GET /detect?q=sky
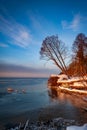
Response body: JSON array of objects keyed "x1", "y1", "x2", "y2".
[{"x1": 0, "y1": 0, "x2": 87, "y2": 77}]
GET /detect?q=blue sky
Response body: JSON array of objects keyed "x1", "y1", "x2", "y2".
[{"x1": 0, "y1": 0, "x2": 87, "y2": 77}]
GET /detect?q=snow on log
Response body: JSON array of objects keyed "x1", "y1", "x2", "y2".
[{"x1": 59, "y1": 86, "x2": 87, "y2": 95}]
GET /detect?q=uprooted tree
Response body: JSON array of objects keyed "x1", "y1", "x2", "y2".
[{"x1": 40, "y1": 35, "x2": 68, "y2": 75}]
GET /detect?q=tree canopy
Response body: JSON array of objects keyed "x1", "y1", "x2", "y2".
[
  {"x1": 40, "y1": 35, "x2": 68, "y2": 75},
  {"x1": 68, "y1": 33, "x2": 87, "y2": 76},
  {"x1": 40, "y1": 33, "x2": 87, "y2": 77}
]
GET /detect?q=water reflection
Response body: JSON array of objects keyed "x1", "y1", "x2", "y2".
[
  {"x1": 48, "y1": 87, "x2": 87, "y2": 110},
  {"x1": 46, "y1": 87, "x2": 87, "y2": 124}
]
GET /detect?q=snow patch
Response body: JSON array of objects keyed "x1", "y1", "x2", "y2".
[
  {"x1": 67, "y1": 124, "x2": 87, "y2": 130},
  {"x1": 57, "y1": 74, "x2": 68, "y2": 81}
]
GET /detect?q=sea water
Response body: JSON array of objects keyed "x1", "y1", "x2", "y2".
[
  {"x1": 0, "y1": 78, "x2": 51, "y2": 116},
  {"x1": 0, "y1": 77, "x2": 87, "y2": 128}
]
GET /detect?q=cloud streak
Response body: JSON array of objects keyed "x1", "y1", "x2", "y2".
[
  {"x1": 0, "y1": 13, "x2": 31, "y2": 48},
  {"x1": 0, "y1": 43, "x2": 9, "y2": 47},
  {"x1": 0, "y1": 63, "x2": 58, "y2": 77},
  {"x1": 61, "y1": 14, "x2": 81, "y2": 31}
]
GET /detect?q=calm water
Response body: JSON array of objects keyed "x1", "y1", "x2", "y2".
[
  {"x1": 0, "y1": 78, "x2": 50, "y2": 115},
  {"x1": 0, "y1": 77, "x2": 87, "y2": 127}
]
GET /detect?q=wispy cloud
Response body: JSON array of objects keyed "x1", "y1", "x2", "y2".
[
  {"x1": 0, "y1": 14, "x2": 31, "y2": 48},
  {"x1": 0, "y1": 43, "x2": 9, "y2": 47},
  {"x1": 61, "y1": 14, "x2": 81, "y2": 31},
  {"x1": 29, "y1": 12, "x2": 49, "y2": 36},
  {"x1": 30, "y1": 14, "x2": 43, "y2": 31},
  {"x1": 0, "y1": 63, "x2": 58, "y2": 77}
]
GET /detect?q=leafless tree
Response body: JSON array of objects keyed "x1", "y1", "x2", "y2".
[{"x1": 40, "y1": 35, "x2": 68, "y2": 75}]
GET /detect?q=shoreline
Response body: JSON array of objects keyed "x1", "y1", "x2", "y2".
[{"x1": 1, "y1": 102, "x2": 87, "y2": 129}]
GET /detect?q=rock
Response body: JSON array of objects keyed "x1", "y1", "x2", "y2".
[{"x1": 5, "y1": 117, "x2": 86, "y2": 130}]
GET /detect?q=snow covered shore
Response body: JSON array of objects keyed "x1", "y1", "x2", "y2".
[{"x1": 48, "y1": 74, "x2": 87, "y2": 95}]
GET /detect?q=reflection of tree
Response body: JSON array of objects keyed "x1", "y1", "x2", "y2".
[
  {"x1": 48, "y1": 88, "x2": 87, "y2": 109},
  {"x1": 48, "y1": 88, "x2": 58, "y2": 99}
]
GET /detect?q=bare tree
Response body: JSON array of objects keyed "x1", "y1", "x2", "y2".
[{"x1": 40, "y1": 35, "x2": 68, "y2": 75}]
